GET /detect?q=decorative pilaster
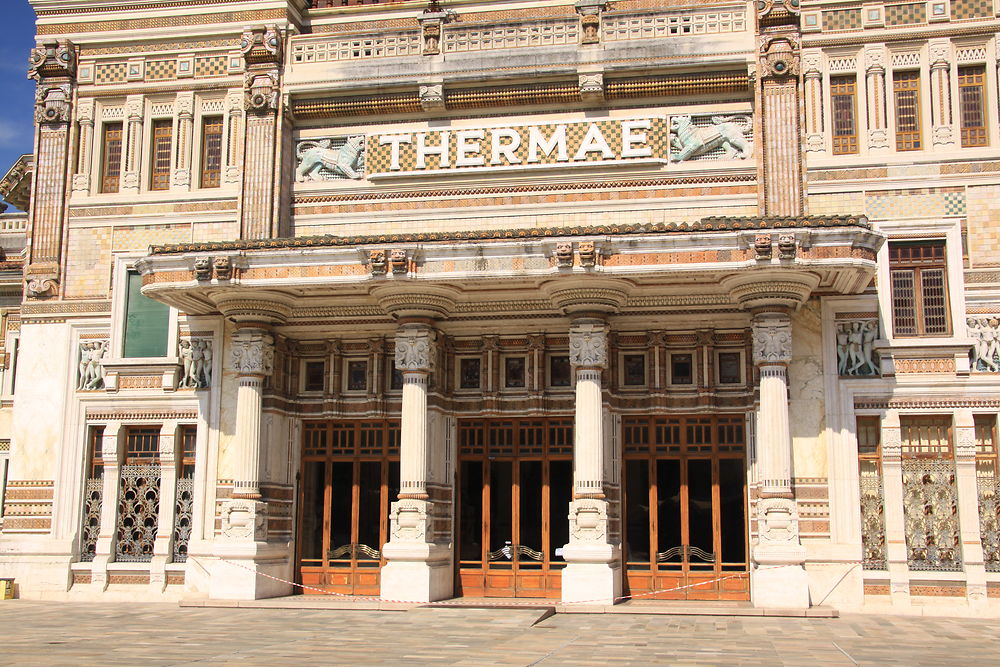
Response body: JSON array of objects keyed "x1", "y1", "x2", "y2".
[
  {"x1": 122, "y1": 95, "x2": 143, "y2": 193},
  {"x1": 953, "y1": 410, "x2": 987, "y2": 606},
  {"x1": 381, "y1": 323, "x2": 452, "y2": 603},
  {"x1": 25, "y1": 39, "x2": 75, "y2": 298},
  {"x1": 90, "y1": 422, "x2": 123, "y2": 591},
  {"x1": 928, "y1": 39, "x2": 955, "y2": 146},
  {"x1": 880, "y1": 411, "x2": 910, "y2": 605},
  {"x1": 172, "y1": 92, "x2": 194, "y2": 190},
  {"x1": 561, "y1": 318, "x2": 621, "y2": 605},
  {"x1": 225, "y1": 91, "x2": 243, "y2": 185},
  {"x1": 865, "y1": 46, "x2": 890, "y2": 150},
  {"x1": 72, "y1": 98, "x2": 94, "y2": 193},
  {"x1": 750, "y1": 311, "x2": 810, "y2": 608},
  {"x1": 755, "y1": 1, "x2": 804, "y2": 216},
  {"x1": 802, "y1": 50, "x2": 824, "y2": 152},
  {"x1": 150, "y1": 422, "x2": 177, "y2": 592},
  {"x1": 240, "y1": 25, "x2": 283, "y2": 239}
]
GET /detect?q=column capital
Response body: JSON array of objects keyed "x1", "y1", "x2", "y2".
[
  {"x1": 395, "y1": 325, "x2": 436, "y2": 373},
  {"x1": 751, "y1": 312, "x2": 792, "y2": 366},
  {"x1": 230, "y1": 330, "x2": 274, "y2": 377},
  {"x1": 569, "y1": 319, "x2": 608, "y2": 369}
]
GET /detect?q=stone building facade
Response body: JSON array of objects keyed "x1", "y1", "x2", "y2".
[{"x1": 0, "y1": 0, "x2": 998, "y2": 615}]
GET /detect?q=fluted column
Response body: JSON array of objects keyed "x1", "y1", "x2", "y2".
[
  {"x1": 381, "y1": 323, "x2": 452, "y2": 603},
  {"x1": 122, "y1": 95, "x2": 143, "y2": 194},
  {"x1": 172, "y1": 93, "x2": 194, "y2": 190},
  {"x1": 865, "y1": 46, "x2": 889, "y2": 150},
  {"x1": 230, "y1": 330, "x2": 273, "y2": 501},
  {"x1": 750, "y1": 311, "x2": 809, "y2": 608},
  {"x1": 802, "y1": 51, "x2": 824, "y2": 152},
  {"x1": 929, "y1": 39, "x2": 954, "y2": 146},
  {"x1": 72, "y1": 99, "x2": 94, "y2": 193},
  {"x1": 561, "y1": 318, "x2": 621, "y2": 605}
]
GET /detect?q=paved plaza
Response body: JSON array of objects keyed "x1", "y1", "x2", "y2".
[{"x1": 1, "y1": 600, "x2": 999, "y2": 666}]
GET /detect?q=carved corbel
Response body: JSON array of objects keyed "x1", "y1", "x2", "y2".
[
  {"x1": 240, "y1": 25, "x2": 282, "y2": 67},
  {"x1": 777, "y1": 233, "x2": 796, "y2": 259},
  {"x1": 244, "y1": 70, "x2": 280, "y2": 114},
  {"x1": 554, "y1": 242, "x2": 574, "y2": 268},
  {"x1": 28, "y1": 39, "x2": 76, "y2": 81},
  {"x1": 578, "y1": 71, "x2": 604, "y2": 103},
  {"x1": 754, "y1": 233, "x2": 773, "y2": 260},
  {"x1": 389, "y1": 249, "x2": 408, "y2": 274},
  {"x1": 419, "y1": 83, "x2": 445, "y2": 112}
]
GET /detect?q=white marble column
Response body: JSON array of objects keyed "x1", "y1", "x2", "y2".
[
  {"x1": 880, "y1": 410, "x2": 910, "y2": 606},
  {"x1": 954, "y1": 409, "x2": 987, "y2": 606},
  {"x1": 381, "y1": 324, "x2": 452, "y2": 602},
  {"x1": 91, "y1": 421, "x2": 123, "y2": 591},
  {"x1": 750, "y1": 312, "x2": 810, "y2": 608},
  {"x1": 230, "y1": 330, "x2": 273, "y2": 500},
  {"x1": 561, "y1": 318, "x2": 622, "y2": 605},
  {"x1": 150, "y1": 421, "x2": 178, "y2": 592}
]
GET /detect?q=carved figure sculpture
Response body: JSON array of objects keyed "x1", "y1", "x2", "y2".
[
  {"x1": 180, "y1": 339, "x2": 213, "y2": 388},
  {"x1": 968, "y1": 317, "x2": 1000, "y2": 372},
  {"x1": 835, "y1": 320, "x2": 879, "y2": 376},
  {"x1": 295, "y1": 136, "x2": 365, "y2": 181},
  {"x1": 670, "y1": 115, "x2": 752, "y2": 161},
  {"x1": 78, "y1": 341, "x2": 108, "y2": 390}
]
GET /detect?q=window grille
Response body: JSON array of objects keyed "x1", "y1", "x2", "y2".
[
  {"x1": 888, "y1": 242, "x2": 950, "y2": 337},
  {"x1": 149, "y1": 119, "x2": 172, "y2": 191},
  {"x1": 173, "y1": 425, "x2": 196, "y2": 562},
  {"x1": 900, "y1": 416, "x2": 952, "y2": 457},
  {"x1": 893, "y1": 71, "x2": 922, "y2": 151},
  {"x1": 100, "y1": 122, "x2": 123, "y2": 193},
  {"x1": 830, "y1": 75, "x2": 858, "y2": 155},
  {"x1": 200, "y1": 116, "x2": 223, "y2": 188},
  {"x1": 125, "y1": 426, "x2": 160, "y2": 463},
  {"x1": 958, "y1": 66, "x2": 988, "y2": 148},
  {"x1": 80, "y1": 425, "x2": 105, "y2": 563},
  {"x1": 856, "y1": 416, "x2": 887, "y2": 569}
]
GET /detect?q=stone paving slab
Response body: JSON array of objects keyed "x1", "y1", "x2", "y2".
[{"x1": 1, "y1": 600, "x2": 998, "y2": 666}]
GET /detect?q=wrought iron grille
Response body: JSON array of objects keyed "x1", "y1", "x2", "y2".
[
  {"x1": 172, "y1": 476, "x2": 194, "y2": 563},
  {"x1": 977, "y1": 469, "x2": 1000, "y2": 572},
  {"x1": 115, "y1": 464, "x2": 161, "y2": 562},
  {"x1": 859, "y1": 470, "x2": 887, "y2": 569},
  {"x1": 902, "y1": 459, "x2": 962, "y2": 571},
  {"x1": 79, "y1": 478, "x2": 103, "y2": 563}
]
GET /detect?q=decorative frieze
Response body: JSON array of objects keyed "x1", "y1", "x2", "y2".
[
  {"x1": 669, "y1": 114, "x2": 752, "y2": 161},
  {"x1": 836, "y1": 320, "x2": 880, "y2": 376}
]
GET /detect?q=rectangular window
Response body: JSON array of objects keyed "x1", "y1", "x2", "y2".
[
  {"x1": 504, "y1": 356, "x2": 526, "y2": 389},
  {"x1": 125, "y1": 426, "x2": 160, "y2": 463},
  {"x1": 900, "y1": 416, "x2": 951, "y2": 457},
  {"x1": 548, "y1": 355, "x2": 571, "y2": 387},
  {"x1": 717, "y1": 352, "x2": 742, "y2": 385},
  {"x1": 179, "y1": 425, "x2": 197, "y2": 478},
  {"x1": 459, "y1": 357, "x2": 481, "y2": 390},
  {"x1": 958, "y1": 66, "x2": 988, "y2": 148},
  {"x1": 671, "y1": 353, "x2": 693, "y2": 385},
  {"x1": 346, "y1": 360, "x2": 368, "y2": 391},
  {"x1": 100, "y1": 122, "x2": 123, "y2": 193},
  {"x1": 200, "y1": 116, "x2": 224, "y2": 188},
  {"x1": 389, "y1": 366, "x2": 403, "y2": 391},
  {"x1": 831, "y1": 75, "x2": 859, "y2": 155},
  {"x1": 123, "y1": 270, "x2": 170, "y2": 357},
  {"x1": 622, "y1": 354, "x2": 646, "y2": 386},
  {"x1": 149, "y1": 119, "x2": 173, "y2": 191},
  {"x1": 893, "y1": 71, "x2": 922, "y2": 151},
  {"x1": 303, "y1": 361, "x2": 326, "y2": 392},
  {"x1": 87, "y1": 425, "x2": 105, "y2": 479},
  {"x1": 889, "y1": 241, "x2": 950, "y2": 337}
]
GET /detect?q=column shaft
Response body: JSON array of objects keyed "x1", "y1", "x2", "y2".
[
  {"x1": 880, "y1": 412, "x2": 910, "y2": 605},
  {"x1": 954, "y1": 410, "x2": 987, "y2": 605},
  {"x1": 399, "y1": 371, "x2": 429, "y2": 498},
  {"x1": 574, "y1": 368, "x2": 604, "y2": 497}
]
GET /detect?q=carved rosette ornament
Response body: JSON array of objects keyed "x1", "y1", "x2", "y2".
[
  {"x1": 752, "y1": 315, "x2": 792, "y2": 365},
  {"x1": 759, "y1": 35, "x2": 801, "y2": 80},
  {"x1": 395, "y1": 327, "x2": 435, "y2": 372},
  {"x1": 230, "y1": 332, "x2": 275, "y2": 377},
  {"x1": 569, "y1": 321, "x2": 608, "y2": 368}
]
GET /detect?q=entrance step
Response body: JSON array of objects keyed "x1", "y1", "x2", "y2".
[{"x1": 181, "y1": 596, "x2": 836, "y2": 618}]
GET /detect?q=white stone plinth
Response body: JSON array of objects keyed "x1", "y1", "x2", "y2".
[
  {"x1": 751, "y1": 545, "x2": 810, "y2": 609},
  {"x1": 206, "y1": 544, "x2": 293, "y2": 600},
  {"x1": 380, "y1": 542, "x2": 452, "y2": 603},
  {"x1": 560, "y1": 542, "x2": 621, "y2": 605}
]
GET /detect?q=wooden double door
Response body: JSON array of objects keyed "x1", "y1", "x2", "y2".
[
  {"x1": 622, "y1": 415, "x2": 749, "y2": 600},
  {"x1": 297, "y1": 420, "x2": 399, "y2": 596},
  {"x1": 456, "y1": 418, "x2": 574, "y2": 598}
]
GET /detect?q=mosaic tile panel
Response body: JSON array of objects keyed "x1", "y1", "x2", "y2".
[
  {"x1": 885, "y1": 3, "x2": 927, "y2": 25},
  {"x1": 822, "y1": 9, "x2": 862, "y2": 31},
  {"x1": 145, "y1": 60, "x2": 177, "y2": 81},
  {"x1": 865, "y1": 190, "x2": 966, "y2": 219},
  {"x1": 965, "y1": 185, "x2": 1000, "y2": 267},
  {"x1": 193, "y1": 55, "x2": 228, "y2": 78},
  {"x1": 113, "y1": 224, "x2": 192, "y2": 252},
  {"x1": 951, "y1": 0, "x2": 994, "y2": 19},
  {"x1": 94, "y1": 63, "x2": 127, "y2": 85},
  {"x1": 64, "y1": 226, "x2": 113, "y2": 298}
]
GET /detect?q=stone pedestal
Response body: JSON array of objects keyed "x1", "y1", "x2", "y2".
[
  {"x1": 750, "y1": 312, "x2": 810, "y2": 609},
  {"x1": 561, "y1": 320, "x2": 622, "y2": 605},
  {"x1": 381, "y1": 325, "x2": 453, "y2": 602}
]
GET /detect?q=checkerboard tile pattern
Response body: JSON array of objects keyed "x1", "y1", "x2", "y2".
[
  {"x1": 865, "y1": 189, "x2": 965, "y2": 219},
  {"x1": 64, "y1": 226, "x2": 112, "y2": 298},
  {"x1": 822, "y1": 9, "x2": 862, "y2": 31},
  {"x1": 145, "y1": 60, "x2": 177, "y2": 81},
  {"x1": 951, "y1": 0, "x2": 993, "y2": 19},
  {"x1": 366, "y1": 118, "x2": 671, "y2": 174},
  {"x1": 94, "y1": 63, "x2": 127, "y2": 85},
  {"x1": 885, "y1": 3, "x2": 927, "y2": 25},
  {"x1": 194, "y1": 55, "x2": 228, "y2": 78}
]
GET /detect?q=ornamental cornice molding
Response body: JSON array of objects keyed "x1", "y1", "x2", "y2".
[
  {"x1": 855, "y1": 398, "x2": 1000, "y2": 410},
  {"x1": 370, "y1": 285, "x2": 459, "y2": 320},
  {"x1": 720, "y1": 270, "x2": 821, "y2": 311},
  {"x1": 545, "y1": 281, "x2": 631, "y2": 316},
  {"x1": 84, "y1": 408, "x2": 198, "y2": 421}
]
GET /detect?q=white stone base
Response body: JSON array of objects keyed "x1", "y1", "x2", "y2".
[
  {"x1": 380, "y1": 542, "x2": 452, "y2": 603},
  {"x1": 751, "y1": 561, "x2": 811, "y2": 609},
  {"x1": 204, "y1": 542, "x2": 294, "y2": 600},
  {"x1": 560, "y1": 542, "x2": 621, "y2": 605}
]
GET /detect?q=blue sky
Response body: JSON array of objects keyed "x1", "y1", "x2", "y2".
[{"x1": 0, "y1": 2, "x2": 38, "y2": 187}]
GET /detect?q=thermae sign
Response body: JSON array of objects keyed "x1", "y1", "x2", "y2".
[{"x1": 367, "y1": 117, "x2": 672, "y2": 176}]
